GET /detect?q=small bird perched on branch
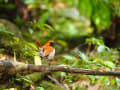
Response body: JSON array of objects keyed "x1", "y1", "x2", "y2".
[{"x1": 36, "y1": 40, "x2": 55, "y2": 61}]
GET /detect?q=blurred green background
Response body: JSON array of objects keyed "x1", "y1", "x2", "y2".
[{"x1": 0, "y1": 0, "x2": 120, "y2": 89}]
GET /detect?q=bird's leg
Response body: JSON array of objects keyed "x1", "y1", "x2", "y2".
[
  {"x1": 48, "y1": 59, "x2": 52, "y2": 66},
  {"x1": 48, "y1": 58, "x2": 56, "y2": 66}
]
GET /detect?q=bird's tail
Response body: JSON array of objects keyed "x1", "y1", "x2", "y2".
[{"x1": 36, "y1": 40, "x2": 42, "y2": 47}]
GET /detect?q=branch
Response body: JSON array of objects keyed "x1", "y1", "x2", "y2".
[
  {"x1": 48, "y1": 75, "x2": 66, "y2": 89},
  {"x1": 0, "y1": 60, "x2": 120, "y2": 76}
]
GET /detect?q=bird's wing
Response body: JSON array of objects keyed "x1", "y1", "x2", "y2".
[{"x1": 42, "y1": 46, "x2": 54, "y2": 57}]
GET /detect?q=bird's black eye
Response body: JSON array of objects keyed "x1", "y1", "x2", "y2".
[{"x1": 50, "y1": 42, "x2": 54, "y2": 47}]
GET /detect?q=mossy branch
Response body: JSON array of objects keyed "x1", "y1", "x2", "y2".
[{"x1": 0, "y1": 60, "x2": 120, "y2": 76}]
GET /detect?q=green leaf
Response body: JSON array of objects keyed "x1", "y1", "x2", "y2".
[
  {"x1": 57, "y1": 40, "x2": 67, "y2": 47},
  {"x1": 79, "y1": 52, "x2": 89, "y2": 62},
  {"x1": 62, "y1": 55, "x2": 77, "y2": 61},
  {"x1": 88, "y1": 75, "x2": 96, "y2": 84},
  {"x1": 28, "y1": 28, "x2": 34, "y2": 34},
  {"x1": 44, "y1": 24, "x2": 54, "y2": 31},
  {"x1": 36, "y1": 87, "x2": 44, "y2": 90},
  {"x1": 34, "y1": 56, "x2": 42, "y2": 65},
  {"x1": 39, "y1": 13, "x2": 49, "y2": 28},
  {"x1": 103, "y1": 61, "x2": 115, "y2": 69},
  {"x1": 22, "y1": 78, "x2": 33, "y2": 83},
  {"x1": 97, "y1": 45, "x2": 105, "y2": 53},
  {"x1": 26, "y1": 42, "x2": 38, "y2": 50},
  {"x1": 116, "y1": 77, "x2": 120, "y2": 87},
  {"x1": 24, "y1": 0, "x2": 35, "y2": 4},
  {"x1": 0, "y1": 29, "x2": 14, "y2": 35},
  {"x1": 60, "y1": 72, "x2": 66, "y2": 77},
  {"x1": 111, "y1": 79, "x2": 115, "y2": 85},
  {"x1": 85, "y1": 37, "x2": 104, "y2": 46},
  {"x1": 105, "y1": 80, "x2": 110, "y2": 86}
]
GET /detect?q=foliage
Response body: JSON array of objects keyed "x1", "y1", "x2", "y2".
[{"x1": 0, "y1": 0, "x2": 120, "y2": 89}]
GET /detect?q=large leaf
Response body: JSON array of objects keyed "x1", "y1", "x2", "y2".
[
  {"x1": 79, "y1": 52, "x2": 89, "y2": 62},
  {"x1": 36, "y1": 87, "x2": 44, "y2": 90},
  {"x1": 103, "y1": 61, "x2": 115, "y2": 69},
  {"x1": 62, "y1": 54, "x2": 77, "y2": 61},
  {"x1": 116, "y1": 77, "x2": 120, "y2": 87},
  {"x1": 34, "y1": 56, "x2": 42, "y2": 65}
]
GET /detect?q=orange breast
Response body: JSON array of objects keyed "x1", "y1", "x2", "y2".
[{"x1": 42, "y1": 45, "x2": 54, "y2": 57}]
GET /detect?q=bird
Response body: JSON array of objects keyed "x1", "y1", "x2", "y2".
[{"x1": 36, "y1": 40, "x2": 55, "y2": 60}]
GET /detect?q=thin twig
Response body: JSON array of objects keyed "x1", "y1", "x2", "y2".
[
  {"x1": 86, "y1": 42, "x2": 91, "y2": 56},
  {"x1": 48, "y1": 75, "x2": 66, "y2": 89}
]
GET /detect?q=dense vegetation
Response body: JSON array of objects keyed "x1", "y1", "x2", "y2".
[{"x1": 0, "y1": 0, "x2": 120, "y2": 89}]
